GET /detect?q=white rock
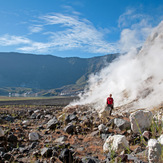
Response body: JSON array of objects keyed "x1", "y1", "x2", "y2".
[
  {"x1": 157, "y1": 134, "x2": 163, "y2": 145},
  {"x1": 45, "y1": 114, "x2": 52, "y2": 119},
  {"x1": 0, "y1": 127, "x2": 4, "y2": 137},
  {"x1": 22, "y1": 120, "x2": 30, "y2": 125},
  {"x1": 99, "y1": 107, "x2": 110, "y2": 119},
  {"x1": 103, "y1": 135, "x2": 129, "y2": 153},
  {"x1": 34, "y1": 109, "x2": 40, "y2": 113},
  {"x1": 129, "y1": 110, "x2": 153, "y2": 134},
  {"x1": 55, "y1": 136, "x2": 67, "y2": 143},
  {"x1": 98, "y1": 124, "x2": 106, "y2": 132},
  {"x1": 29, "y1": 132, "x2": 39, "y2": 141},
  {"x1": 147, "y1": 139, "x2": 162, "y2": 163}
]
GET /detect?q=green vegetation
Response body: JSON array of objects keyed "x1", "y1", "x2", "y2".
[{"x1": 133, "y1": 117, "x2": 163, "y2": 162}]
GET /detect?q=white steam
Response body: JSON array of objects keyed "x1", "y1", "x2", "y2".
[{"x1": 70, "y1": 21, "x2": 163, "y2": 112}]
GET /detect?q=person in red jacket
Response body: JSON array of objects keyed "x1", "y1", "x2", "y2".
[{"x1": 106, "y1": 94, "x2": 114, "y2": 115}]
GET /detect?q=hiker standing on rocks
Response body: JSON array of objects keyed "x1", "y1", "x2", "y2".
[{"x1": 106, "y1": 94, "x2": 114, "y2": 115}]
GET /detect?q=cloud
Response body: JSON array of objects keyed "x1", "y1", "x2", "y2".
[
  {"x1": 18, "y1": 42, "x2": 50, "y2": 52},
  {"x1": 24, "y1": 11, "x2": 153, "y2": 54},
  {"x1": 18, "y1": 13, "x2": 117, "y2": 54},
  {"x1": 117, "y1": 9, "x2": 154, "y2": 52},
  {"x1": 118, "y1": 9, "x2": 134, "y2": 28},
  {"x1": 118, "y1": 8, "x2": 151, "y2": 28},
  {"x1": 0, "y1": 34, "x2": 31, "y2": 46},
  {"x1": 62, "y1": 5, "x2": 81, "y2": 15},
  {"x1": 0, "y1": 9, "x2": 159, "y2": 56},
  {"x1": 29, "y1": 25, "x2": 43, "y2": 34}
]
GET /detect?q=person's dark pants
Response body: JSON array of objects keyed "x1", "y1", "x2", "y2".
[{"x1": 107, "y1": 104, "x2": 114, "y2": 115}]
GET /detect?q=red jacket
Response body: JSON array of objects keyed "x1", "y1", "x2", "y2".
[{"x1": 107, "y1": 97, "x2": 114, "y2": 105}]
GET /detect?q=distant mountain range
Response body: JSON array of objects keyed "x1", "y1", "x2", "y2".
[{"x1": 0, "y1": 52, "x2": 119, "y2": 96}]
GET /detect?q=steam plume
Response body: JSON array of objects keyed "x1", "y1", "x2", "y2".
[{"x1": 70, "y1": 21, "x2": 163, "y2": 112}]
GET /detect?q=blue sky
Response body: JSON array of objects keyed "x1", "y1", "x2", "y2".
[{"x1": 0, "y1": 0, "x2": 163, "y2": 58}]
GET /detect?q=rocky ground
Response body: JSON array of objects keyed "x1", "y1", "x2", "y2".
[{"x1": 0, "y1": 100, "x2": 162, "y2": 163}]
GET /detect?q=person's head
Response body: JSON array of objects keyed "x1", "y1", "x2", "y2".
[{"x1": 110, "y1": 94, "x2": 112, "y2": 97}]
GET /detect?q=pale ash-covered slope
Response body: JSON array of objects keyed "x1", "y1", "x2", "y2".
[{"x1": 70, "y1": 21, "x2": 163, "y2": 112}]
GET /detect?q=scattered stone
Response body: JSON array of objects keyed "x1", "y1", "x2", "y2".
[
  {"x1": 38, "y1": 125, "x2": 44, "y2": 130},
  {"x1": 55, "y1": 136, "x2": 67, "y2": 143},
  {"x1": 45, "y1": 114, "x2": 52, "y2": 119},
  {"x1": 19, "y1": 147, "x2": 29, "y2": 153},
  {"x1": 46, "y1": 117, "x2": 59, "y2": 129},
  {"x1": 98, "y1": 107, "x2": 110, "y2": 120},
  {"x1": 32, "y1": 150, "x2": 40, "y2": 157},
  {"x1": 147, "y1": 139, "x2": 162, "y2": 163},
  {"x1": 103, "y1": 135, "x2": 129, "y2": 154},
  {"x1": 2, "y1": 153, "x2": 14, "y2": 161},
  {"x1": 50, "y1": 156, "x2": 56, "y2": 162},
  {"x1": 107, "y1": 119, "x2": 114, "y2": 127},
  {"x1": 113, "y1": 118, "x2": 131, "y2": 130},
  {"x1": 82, "y1": 156, "x2": 100, "y2": 163},
  {"x1": 0, "y1": 147, "x2": 5, "y2": 152},
  {"x1": 104, "y1": 152, "x2": 114, "y2": 162},
  {"x1": 58, "y1": 113, "x2": 66, "y2": 121},
  {"x1": 59, "y1": 148, "x2": 73, "y2": 163},
  {"x1": 127, "y1": 154, "x2": 142, "y2": 162},
  {"x1": 30, "y1": 113, "x2": 37, "y2": 119},
  {"x1": 127, "y1": 130, "x2": 132, "y2": 134},
  {"x1": 157, "y1": 134, "x2": 163, "y2": 145},
  {"x1": 34, "y1": 110, "x2": 40, "y2": 113},
  {"x1": 0, "y1": 118, "x2": 5, "y2": 124},
  {"x1": 0, "y1": 127, "x2": 4, "y2": 137},
  {"x1": 29, "y1": 132, "x2": 39, "y2": 141},
  {"x1": 41, "y1": 147, "x2": 52, "y2": 157},
  {"x1": 5, "y1": 115, "x2": 14, "y2": 122},
  {"x1": 133, "y1": 146, "x2": 143, "y2": 154},
  {"x1": 64, "y1": 124, "x2": 75, "y2": 134},
  {"x1": 135, "y1": 149, "x2": 148, "y2": 161},
  {"x1": 29, "y1": 142, "x2": 38, "y2": 149},
  {"x1": 98, "y1": 124, "x2": 106, "y2": 133},
  {"x1": 101, "y1": 134, "x2": 110, "y2": 141},
  {"x1": 118, "y1": 154, "x2": 128, "y2": 162},
  {"x1": 0, "y1": 103, "x2": 162, "y2": 163},
  {"x1": 36, "y1": 113, "x2": 41, "y2": 119},
  {"x1": 7, "y1": 134, "x2": 17, "y2": 142},
  {"x1": 90, "y1": 130, "x2": 99, "y2": 137},
  {"x1": 123, "y1": 112, "x2": 130, "y2": 117},
  {"x1": 22, "y1": 120, "x2": 30, "y2": 125},
  {"x1": 130, "y1": 110, "x2": 153, "y2": 134},
  {"x1": 65, "y1": 114, "x2": 78, "y2": 123},
  {"x1": 76, "y1": 147, "x2": 84, "y2": 152},
  {"x1": 142, "y1": 131, "x2": 152, "y2": 140},
  {"x1": 15, "y1": 154, "x2": 24, "y2": 159},
  {"x1": 28, "y1": 110, "x2": 34, "y2": 115},
  {"x1": 82, "y1": 116, "x2": 93, "y2": 127},
  {"x1": 52, "y1": 149, "x2": 58, "y2": 157}
]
